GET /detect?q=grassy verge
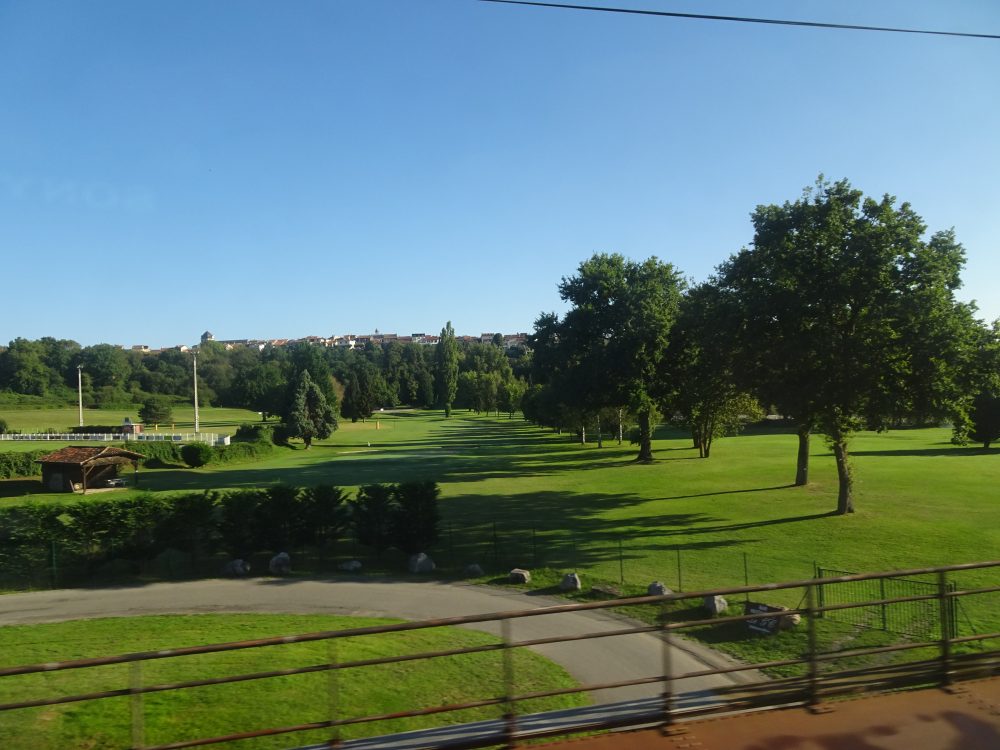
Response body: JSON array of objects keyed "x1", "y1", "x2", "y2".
[{"x1": 0, "y1": 613, "x2": 587, "y2": 749}]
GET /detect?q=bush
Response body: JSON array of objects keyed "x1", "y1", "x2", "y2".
[
  {"x1": 391, "y1": 481, "x2": 441, "y2": 555},
  {"x1": 352, "y1": 484, "x2": 396, "y2": 557},
  {"x1": 0, "y1": 418, "x2": 8, "y2": 435},
  {"x1": 271, "y1": 424, "x2": 292, "y2": 446},
  {"x1": 212, "y1": 441, "x2": 273, "y2": 464},
  {"x1": 351, "y1": 481, "x2": 442, "y2": 557},
  {"x1": 0, "y1": 450, "x2": 48, "y2": 479},
  {"x1": 120, "y1": 441, "x2": 182, "y2": 467},
  {"x1": 0, "y1": 483, "x2": 367, "y2": 587},
  {"x1": 233, "y1": 423, "x2": 273, "y2": 444},
  {"x1": 180, "y1": 442, "x2": 214, "y2": 468}
]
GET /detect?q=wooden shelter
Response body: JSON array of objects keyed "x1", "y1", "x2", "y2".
[{"x1": 35, "y1": 446, "x2": 144, "y2": 493}]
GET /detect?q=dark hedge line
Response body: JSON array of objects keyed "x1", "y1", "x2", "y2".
[{"x1": 0, "y1": 481, "x2": 440, "y2": 587}]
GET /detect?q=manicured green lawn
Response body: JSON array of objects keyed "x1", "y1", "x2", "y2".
[
  {"x1": 3, "y1": 408, "x2": 998, "y2": 632},
  {"x1": 0, "y1": 406, "x2": 263, "y2": 435},
  {"x1": 0, "y1": 613, "x2": 586, "y2": 749}
]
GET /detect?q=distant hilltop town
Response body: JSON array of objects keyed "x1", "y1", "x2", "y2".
[{"x1": 127, "y1": 330, "x2": 529, "y2": 354}]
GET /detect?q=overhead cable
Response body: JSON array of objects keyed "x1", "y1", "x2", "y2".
[{"x1": 480, "y1": 0, "x2": 1000, "y2": 41}]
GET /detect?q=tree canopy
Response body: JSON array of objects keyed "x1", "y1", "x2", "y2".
[
  {"x1": 284, "y1": 370, "x2": 338, "y2": 449},
  {"x1": 717, "y1": 177, "x2": 978, "y2": 513},
  {"x1": 530, "y1": 253, "x2": 683, "y2": 461},
  {"x1": 435, "y1": 321, "x2": 459, "y2": 417}
]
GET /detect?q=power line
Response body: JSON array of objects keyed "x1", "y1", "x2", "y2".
[{"x1": 480, "y1": 0, "x2": 1000, "y2": 41}]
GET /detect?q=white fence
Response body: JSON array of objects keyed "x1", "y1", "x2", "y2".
[{"x1": 0, "y1": 433, "x2": 230, "y2": 446}]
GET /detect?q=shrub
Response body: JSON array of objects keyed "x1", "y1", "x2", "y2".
[
  {"x1": 351, "y1": 482, "x2": 441, "y2": 556},
  {"x1": 180, "y1": 442, "x2": 214, "y2": 468},
  {"x1": 212, "y1": 441, "x2": 273, "y2": 464},
  {"x1": 271, "y1": 424, "x2": 292, "y2": 446},
  {"x1": 0, "y1": 418, "x2": 8, "y2": 434},
  {"x1": 120, "y1": 441, "x2": 182, "y2": 467},
  {"x1": 391, "y1": 481, "x2": 441, "y2": 555},
  {"x1": 233, "y1": 423, "x2": 273, "y2": 444},
  {"x1": 352, "y1": 484, "x2": 395, "y2": 557},
  {"x1": 0, "y1": 450, "x2": 47, "y2": 479}
]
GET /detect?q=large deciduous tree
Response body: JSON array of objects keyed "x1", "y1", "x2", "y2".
[
  {"x1": 545, "y1": 253, "x2": 683, "y2": 462},
  {"x1": 284, "y1": 370, "x2": 338, "y2": 449},
  {"x1": 665, "y1": 283, "x2": 763, "y2": 458},
  {"x1": 718, "y1": 178, "x2": 976, "y2": 514}
]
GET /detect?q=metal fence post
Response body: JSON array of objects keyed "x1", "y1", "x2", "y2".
[
  {"x1": 328, "y1": 639, "x2": 341, "y2": 748},
  {"x1": 619, "y1": 538, "x2": 624, "y2": 585},
  {"x1": 502, "y1": 618, "x2": 517, "y2": 748},
  {"x1": 806, "y1": 584, "x2": 820, "y2": 710},
  {"x1": 660, "y1": 601, "x2": 675, "y2": 733},
  {"x1": 743, "y1": 552, "x2": 750, "y2": 600},
  {"x1": 676, "y1": 548, "x2": 682, "y2": 592},
  {"x1": 880, "y1": 577, "x2": 888, "y2": 631},
  {"x1": 130, "y1": 661, "x2": 145, "y2": 750},
  {"x1": 938, "y1": 570, "x2": 953, "y2": 687}
]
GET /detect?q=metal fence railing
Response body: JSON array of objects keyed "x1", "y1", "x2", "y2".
[
  {"x1": 1, "y1": 561, "x2": 998, "y2": 750},
  {"x1": 0, "y1": 433, "x2": 228, "y2": 445}
]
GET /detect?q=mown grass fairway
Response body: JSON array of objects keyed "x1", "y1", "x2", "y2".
[
  {"x1": 2, "y1": 409, "x2": 998, "y2": 632},
  {"x1": 0, "y1": 613, "x2": 586, "y2": 749}
]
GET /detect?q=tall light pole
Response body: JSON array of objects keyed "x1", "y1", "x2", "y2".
[
  {"x1": 77, "y1": 364, "x2": 84, "y2": 427},
  {"x1": 192, "y1": 350, "x2": 200, "y2": 434}
]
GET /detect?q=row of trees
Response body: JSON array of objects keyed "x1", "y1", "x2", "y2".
[
  {"x1": 0, "y1": 329, "x2": 530, "y2": 423},
  {"x1": 526, "y1": 178, "x2": 999, "y2": 514},
  {"x1": 0, "y1": 481, "x2": 442, "y2": 578}
]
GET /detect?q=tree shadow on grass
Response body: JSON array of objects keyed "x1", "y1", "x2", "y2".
[
  {"x1": 646, "y1": 484, "x2": 797, "y2": 502},
  {"x1": 850, "y1": 447, "x2": 998, "y2": 458},
  {"x1": 645, "y1": 511, "x2": 838, "y2": 536},
  {"x1": 0, "y1": 480, "x2": 43, "y2": 499}
]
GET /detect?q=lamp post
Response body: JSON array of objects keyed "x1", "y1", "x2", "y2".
[
  {"x1": 77, "y1": 364, "x2": 84, "y2": 427},
  {"x1": 192, "y1": 351, "x2": 200, "y2": 434}
]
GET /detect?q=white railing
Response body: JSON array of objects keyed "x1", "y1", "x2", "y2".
[{"x1": 0, "y1": 433, "x2": 230, "y2": 446}]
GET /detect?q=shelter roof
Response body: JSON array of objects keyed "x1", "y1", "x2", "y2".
[{"x1": 35, "y1": 446, "x2": 145, "y2": 465}]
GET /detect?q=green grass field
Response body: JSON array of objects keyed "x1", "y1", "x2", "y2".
[
  {"x1": 1, "y1": 407, "x2": 998, "y2": 734},
  {"x1": 0, "y1": 613, "x2": 585, "y2": 749},
  {"x1": 0, "y1": 406, "x2": 263, "y2": 436},
  {"x1": 2, "y1": 407, "x2": 998, "y2": 631},
  {"x1": 3, "y1": 409, "x2": 998, "y2": 583}
]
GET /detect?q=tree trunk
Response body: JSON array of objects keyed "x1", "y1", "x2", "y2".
[
  {"x1": 580, "y1": 424, "x2": 586, "y2": 445},
  {"x1": 831, "y1": 436, "x2": 854, "y2": 514},
  {"x1": 617, "y1": 408, "x2": 623, "y2": 445},
  {"x1": 636, "y1": 410, "x2": 653, "y2": 462},
  {"x1": 795, "y1": 426, "x2": 810, "y2": 486},
  {"x1": 597, "y1": 413, "x2": 603, "y2": 448}
]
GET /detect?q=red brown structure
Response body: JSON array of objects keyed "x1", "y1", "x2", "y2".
[{"x1": 35, "y1": 446, "x2": 144, "y2": 492}]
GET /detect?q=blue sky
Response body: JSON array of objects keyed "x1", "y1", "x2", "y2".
[{"x1": 2, "y1": 0, "x2": 998, "y2": 348}]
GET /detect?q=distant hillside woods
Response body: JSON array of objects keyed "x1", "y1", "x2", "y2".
[{"x1": 0, "y1": 336, "x2": 532, "y2": 420}]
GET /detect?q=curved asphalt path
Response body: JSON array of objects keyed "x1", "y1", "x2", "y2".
[{"x1": 0, "y1": 578, "x2": 754, "y2": 705}]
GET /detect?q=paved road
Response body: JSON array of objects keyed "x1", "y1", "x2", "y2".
[{"x1": 0, "y1": 578, "x2": 752, "y2": 704}]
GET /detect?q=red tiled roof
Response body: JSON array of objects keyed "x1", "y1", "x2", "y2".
[{"x1": 36, "y1": 446, "x2": 146, "y2": 465}]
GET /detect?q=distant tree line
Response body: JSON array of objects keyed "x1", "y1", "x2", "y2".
[
  {"x1": 523, "y1": 178, "x2": 1000, "y2": 514},
  {"x1": 0, "y1": 332, "x2": 531, "y2": 424}
]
